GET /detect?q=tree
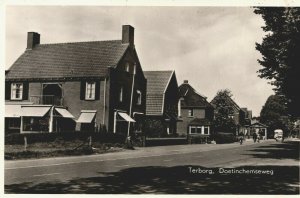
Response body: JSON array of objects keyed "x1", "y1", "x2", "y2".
[
  {"x1": 211, "y1": 89, "x2": 237, "y2": 134},
  {"x1": 254, "y1": 7, "x2": 300, "y2": 117},
  {"x1": 260, "y1": 95, "x2": 294, "y2": 137}
]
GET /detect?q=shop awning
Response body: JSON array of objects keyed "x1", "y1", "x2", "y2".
[
  {"x1": 5, "y1": 105, "x2": 22, "y2": 118},
  {"x1": 77, "y1": 110, "x2": 96, "y2": 123},
  {"x1": 55, "y1": 108, "x2": 74, "y2": 118},
  {"x1": 21, "y1": 106, "x2": 51, "y2": 117},
  {"x1": 118, "y1": 112, "x2": 136, "y2": 122}
]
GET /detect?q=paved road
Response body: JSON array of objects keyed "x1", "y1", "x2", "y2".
[{"x1": 5, "y1": 139, "x2": 300, "y2": 194}]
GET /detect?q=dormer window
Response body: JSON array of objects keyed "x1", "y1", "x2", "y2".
[
  {"x1": 125, "y1": 63, "x2": 130, "y2": 72},
  {"x1": 11, "y1": 83, "x2": 23, "y2": 100},
  {"x1": 85, "y1": 81, "x2": 96, "y2": 100},
  {"x1": 136, "y1": 90, "x2": 142, "y2": 105}
]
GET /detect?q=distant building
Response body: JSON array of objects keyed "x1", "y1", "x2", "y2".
[
  {"x1": 177, "y1": 80, "x2": 214, "y2": 140},
  {"x1": 143, "y1": 70, "x2": 179, "y2": 137}
]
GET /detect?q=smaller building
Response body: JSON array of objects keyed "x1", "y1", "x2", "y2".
[
  {"x1": 248, "y1": 121, "x2": 268, "y2": 140},
  {"x1": 144, "y1": 70, "x2": 179, "y2": 138},
  {"x1": 177, "y1": 80, "x2": 214, "y2": 141}
]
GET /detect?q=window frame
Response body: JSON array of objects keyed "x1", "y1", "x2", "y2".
[
  {"x1": 11, "y1": 83, "x2": 23, "y2": 100},
  {"x1": 136, "y1": 90, "x2": 142, "y2": 105},
  {"x1": 125, "y1": 63, "x2": 130, "y2": 72},
  {"x1": 204, "y1": 126, "x2": 210, "y2": 135},
  {"x1": 188, "y1": 108, "x2": 194, "y2": 117},
  {"x1": 85, "y1": 81, "x2": 96, "y2": 100},
  {"x1": 119, "y1": 86, "x2": 123, "y2": 102}
]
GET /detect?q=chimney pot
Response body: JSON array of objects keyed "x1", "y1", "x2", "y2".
[
  {"x1": 27, "y1": 32, "x2": 40, "y2": 49},
  {"x1": 122, "y1": 25, "x2": 134, "y2": 47}
]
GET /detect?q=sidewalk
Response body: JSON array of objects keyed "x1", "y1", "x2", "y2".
[{"x1": 5, "y1": 139, "x2": 274, "y2": 170}]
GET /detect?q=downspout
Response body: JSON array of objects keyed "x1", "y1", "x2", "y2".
[
  {"x1": 102, "y1": 77, "x2": 107, "y2": 125},
  {"x1": 127, "y1": 64, "x2": 136, "y2": 137},
  {"x1": 49, "y1": 106, "x2": 54, "y2": 133}
]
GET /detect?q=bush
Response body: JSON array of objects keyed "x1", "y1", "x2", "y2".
[
  {"x1": 212, "y1": 132, "x2": 236, "y2": 144},
  {"x1": 5, "y1": 132, "x2": 127, "y2": 145}
]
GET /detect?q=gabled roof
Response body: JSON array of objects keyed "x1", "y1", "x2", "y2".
[
  {"x1": 210, "y1": 93, "x2": 241, "y2": 111},
  {"x1": 250, "y1": 122, "x2": 268, "y2": 128},
  {"x1": 144, "y1": 70, "x2": 174, "y2": 115},
  {"x1": 178, "y1": 83, "x2": 212, "y2": 108},
  {"x1": 6, "y1": 40, "x2": 129, "y2": 80}
]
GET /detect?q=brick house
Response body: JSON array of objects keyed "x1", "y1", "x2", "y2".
[
  {"x1": 177, "y1": 80, "x2": 214, "y2": 140},
  {"x1": 210, "y1": 93, "x2": 246, "y2": 135},
  {"x1": 5, "y1": 25, "x2": 147, "y2": 136},
  {"x1": 143, "y1": 70, "x2": 179, "y2": 137}
]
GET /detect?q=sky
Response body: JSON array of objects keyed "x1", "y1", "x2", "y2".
[{"x1": 5, "y1": 6, "x2": 275, "y2": 116}]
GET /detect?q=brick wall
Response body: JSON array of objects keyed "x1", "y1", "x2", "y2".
[{"x1": 177, "y1": 108, "x2": 206, "y2": 136}]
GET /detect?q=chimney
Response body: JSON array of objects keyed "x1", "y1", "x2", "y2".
[
  {"x1": 184, "y1": 80, "x2": 188, "y2": 84},
  {"x1": 122, "y1": 25, "x2": 134, "y2": 47},
  {"x1": 27, "y1": 32, "x2": 40, "y2": 49}
]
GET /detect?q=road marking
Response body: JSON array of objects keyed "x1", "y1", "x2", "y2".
[{"x1": 33, "y1": 173, "x2": 61, "y2": 177}]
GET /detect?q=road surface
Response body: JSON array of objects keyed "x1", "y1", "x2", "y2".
[{"x1": 5, "y1": 139, "x2": 300, "y2": 194}]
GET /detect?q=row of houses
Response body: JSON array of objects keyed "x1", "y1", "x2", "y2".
[{"x1": 4, "y1": 25, "x2": 267, "y2": 140}]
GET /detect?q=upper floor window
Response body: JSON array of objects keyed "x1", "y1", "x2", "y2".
[
  {"x1": 188, "y1": 109, "x2": 194, "y2": 117},
  {"x1": 85, "y1": 81, "x2": 96, "y2": 100},
  {"x1": 136, "y1": 90, "x2": 142, "y2": 105},
  {"x1": 125, "y1": 63, "x2": 130, "y2": 72},
  {"x1": 11, "y1": 83, "x2": 23, "y2": 100},
  {"x1": 119, "y1": 87, "x2": 123, "y2": 102}
]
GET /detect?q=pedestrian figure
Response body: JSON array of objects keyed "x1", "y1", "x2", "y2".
[
  {"x1": 239, "y1": 132, "x2": 244, "y2": 145},
  {"x1": 253, "y1": 132, "x2": 257, "y2": 143},
  {"x1": 257, "y1": 133, "x2": 260, "y2": 143}
]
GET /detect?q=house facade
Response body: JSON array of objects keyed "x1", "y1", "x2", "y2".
[
  {"x1": 177, "y1": 80, "x2": 214, "y2": 140},
  {"x1": 143, "y1": 70, "x2": 179, "y2": 137},
  {"x1": 5, "y1": 25, "x2": 147, "y2": 136}
]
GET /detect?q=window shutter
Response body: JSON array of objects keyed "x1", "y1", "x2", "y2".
[
  {"x1": 95, "y1": 81, "x2": 100, "y2": 100},
  {"x1": 5, "y1": 82, "x2": 11, "y2": 100},
  {"x1": 80, "y1": 81, "x2": 86, "y2": 100},
  {"x1": 23, "y1": 82, "x2": 29, "y2": 100}
]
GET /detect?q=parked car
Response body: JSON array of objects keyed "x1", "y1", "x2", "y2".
[{"x1": 274, "y1": 129, "x2": 283, "y2": 142}]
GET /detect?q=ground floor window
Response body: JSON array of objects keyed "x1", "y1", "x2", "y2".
[
  {"x1": 8, "y1": 118, "x2": 20, "y2": 129},
  {"x1": 23, "y1": 117, "x2": 49, "y2": 132},
  {"x1": 189, "y1": 125, "x2": 210, "y2": 135}
]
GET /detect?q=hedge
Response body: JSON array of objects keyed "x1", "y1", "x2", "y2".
[
  {"x1": 5, "y1": 132, "x2": 127, "y2": 145},
  {"x1": 212, "y1": 132, "x2": 236, "y2": 144}
]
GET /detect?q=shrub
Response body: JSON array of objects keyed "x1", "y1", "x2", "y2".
[{"x1": 212, "y1": 132, "x2": 236, "y2": 144}]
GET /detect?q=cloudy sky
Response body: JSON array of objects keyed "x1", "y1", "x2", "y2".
[{"x1": 5, "y1": 6, "x2": 274, "y2": 116}]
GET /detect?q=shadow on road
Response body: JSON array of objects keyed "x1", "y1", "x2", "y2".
[
  {"x1": 5, "y1": 165, "x2": 299, "y2": 194},
  {"x1": 245, "y1": 141, "x2": 300, "y2": 160}
]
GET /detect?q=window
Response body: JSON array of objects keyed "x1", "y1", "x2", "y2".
[
  {"x1": 125, "y1": 63, "x2": 130, "y2": 72},
  {"x1": 190, "y1": 126, "x2": 197, "y2": 134},
  {"x1": 188, "y1": 109, "x2": 194, "y2": 117},
  {"x1": 85, "y1": 82, "x2": 96, "y2": 100},
  {"x1": 204, "y1": 126, "x2": 210, "y2": 135},
  {"x1": 136, "y1": 90, "x2": 142, "y2": 105},
  {"x1": 8, "y1": 118, "x2": 20, "y2": 129},
  {"x1": 197, "y1": 126, "x2": 202, "y2": 134},
  {"x1": 11, "y1": 83, "x2": 23, "y2": 100},
  {"x1": 119, "y1": 87, "x2": 123, "y2": 102}
]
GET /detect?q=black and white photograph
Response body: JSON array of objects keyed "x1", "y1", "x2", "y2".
[{"x1": 2, "y1": 0, "x2": 300, "y2": 195}]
